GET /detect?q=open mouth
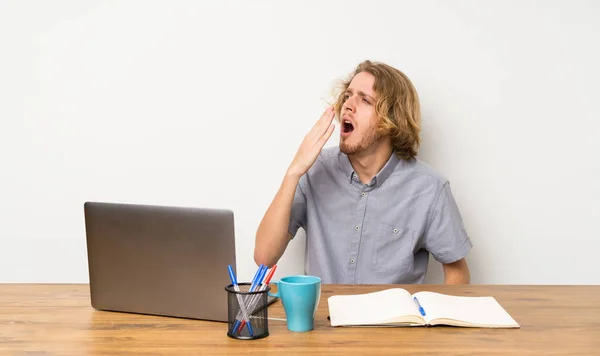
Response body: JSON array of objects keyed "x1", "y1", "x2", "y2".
[{"x1": 341, "y1": 119, "x2": 355, "y2": 135}]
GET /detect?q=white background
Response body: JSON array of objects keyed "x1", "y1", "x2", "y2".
[{"x1": 1, "y1": 0, "x2": 599, "y2": 284}]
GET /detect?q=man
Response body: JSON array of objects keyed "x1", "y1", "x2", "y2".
[{"x1": 254, "y1": 60, "x2": 472, "y2": 284}]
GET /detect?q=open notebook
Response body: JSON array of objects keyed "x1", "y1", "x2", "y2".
[{"x1": 328, "y1": 288, "x2": 520, "y2": 328}]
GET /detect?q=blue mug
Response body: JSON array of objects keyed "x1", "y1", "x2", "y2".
[{"x1": 268, "y1": 275, "x2": 321, "y2": 332}]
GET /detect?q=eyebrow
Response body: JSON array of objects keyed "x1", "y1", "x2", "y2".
[{"x1": 345, "y1": 89, "x2": 376, "y2": 101}]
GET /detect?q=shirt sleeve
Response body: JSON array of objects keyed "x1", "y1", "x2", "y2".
[
  {"x1": 288, "y1": 175, "x2": 308, "y2": 238},
  {"x1": 423, "y1": 182, "x2": 473, "y2": 264}
]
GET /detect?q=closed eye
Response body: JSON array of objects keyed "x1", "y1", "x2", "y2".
[{"x1": 344, "y1": 91, "x2": 374, "y2": 105}]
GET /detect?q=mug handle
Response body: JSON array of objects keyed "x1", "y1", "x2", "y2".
[{"x1": 267, "y1": 281, "x2": 280, "y2": 298}]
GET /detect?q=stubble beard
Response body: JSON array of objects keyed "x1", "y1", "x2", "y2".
[{"x1": 339, "y1": 125, "x2": 381, "y2": 156}]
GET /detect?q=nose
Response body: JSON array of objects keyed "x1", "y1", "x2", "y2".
[{"x1": 342, "y1": 95, "x2": 356, "y2": 113}]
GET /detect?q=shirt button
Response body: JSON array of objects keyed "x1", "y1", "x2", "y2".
[
  {"x1": 350, "y1": 258, "x2": 355, "y2": 264},
  {"x1": 354, "y1": 225, "x2": 360, "y2": 231},
  {"x1": 393, "y1": 228, "x2": 399, "y2": 234},
  {"x1": 361, "y1": 192, "x2": 366, "y2": 197}
]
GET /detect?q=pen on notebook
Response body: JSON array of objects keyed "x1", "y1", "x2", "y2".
[
  {"x1": 228, "y1": 265, "x2": 254, "y2": 336},
  {"x1": 233, "y1": 264, "x2": 264, "y2": 335},
  {"x1": 414, "y1": 296, "x2": 426, "y2": 316}
]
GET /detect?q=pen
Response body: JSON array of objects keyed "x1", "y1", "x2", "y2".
[
  {"x1": 249, "y1": 265, "x2": 277, "y2": 311},
  {"x1": 414, "y1": 296, "x2": 426, "y2": 317},
  {"x1": 236, "y1": 265, "x2": 278, "y2": 333},
  {"x1": 261, "y1": 265, "x2": 277, "y2": 288},
  {"x1": 234, "y1": 264, "x2": 268, "y2": 333},
  {"x1": 250, "y1": 264, "x2": 265, "y2": 286},
  {"x1": 228, "y1": 265, "x2": 254, "y2": 336},
  {"x1": 249, "y1": 265, "x2": 267, "y2": 292},
  {"x1": 232, "y1": 264, "x2": 264, "y2": 335}
]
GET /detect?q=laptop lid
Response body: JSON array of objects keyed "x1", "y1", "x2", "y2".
[{"x1": 84, "y1": 201, "x2": 236, "y2": 322}]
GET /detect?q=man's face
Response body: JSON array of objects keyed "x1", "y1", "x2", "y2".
[{"x1": 339, "y1": 71, "x2": 381, "y2": 156}]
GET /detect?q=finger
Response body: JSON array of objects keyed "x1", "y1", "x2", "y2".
[
  {"x1": 318, "y1": 123, "x2": 335, "y2": 145},
  {"x1": 309, "y1": 107, "x2": 335, "y2": 138},
  {"x1": 320, "y1": 106, "x2": 335, "y2": 125}
]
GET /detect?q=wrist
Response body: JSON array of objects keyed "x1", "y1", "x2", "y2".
[
  {"x1": 285, "y1": 165, "x2": 304, "y2": 180},
  {"x1": 284, "y1": 168, "x2": 303, "y2": 182}
]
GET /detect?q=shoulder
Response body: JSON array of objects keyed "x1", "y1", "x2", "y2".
[
  {"x1": 394, "y1": 157, "x2": 450, "y2": 198},
  {"x1": 404, "y1": 158, "x2": 449, "y2": 185}
]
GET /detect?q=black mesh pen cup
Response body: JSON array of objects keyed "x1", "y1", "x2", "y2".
[{"x1": 225, "y1": 283, "x2": 271, "y2": 340}]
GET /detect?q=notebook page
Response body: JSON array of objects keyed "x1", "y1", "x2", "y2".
[
  {"x1": 328, "y1": 288, "x2": 421, "y2": 326},
  {"x1": 412, "y1": 291, "x2": 519, "y2": 327}
]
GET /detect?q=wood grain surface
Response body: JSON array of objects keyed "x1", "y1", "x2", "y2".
[{"x1": 1, "y1": 284, "x2": 599, "y2": 355}]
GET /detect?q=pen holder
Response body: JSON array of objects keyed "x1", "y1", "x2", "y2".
[{"x1": 225, "y1": 283, "x2": 271, "y2": 340}]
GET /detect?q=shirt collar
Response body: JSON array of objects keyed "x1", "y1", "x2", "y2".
[{"x1": 338, "y1": 150, "x2": 400, "y2": 187}]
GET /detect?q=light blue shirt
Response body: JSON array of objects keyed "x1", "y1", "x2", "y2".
[{"x1": 288, "y1": 147, "x2": 472, "y2": 284}]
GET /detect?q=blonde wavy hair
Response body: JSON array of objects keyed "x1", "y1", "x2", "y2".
[{"x1": 333, "y1": 60, "x2": 422, "y2": 160}]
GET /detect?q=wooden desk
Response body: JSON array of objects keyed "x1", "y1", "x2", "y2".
[{"x1": 0, "y1": 284, "x2": 599, "y2": 355}]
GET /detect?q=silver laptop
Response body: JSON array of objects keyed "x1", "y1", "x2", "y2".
[{"x1": 83, "y1": 201, "x2": 237, "y2": 322}]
